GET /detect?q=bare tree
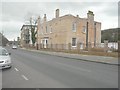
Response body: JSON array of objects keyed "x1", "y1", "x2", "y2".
[
  {"x1": 30, "y1": 16, "x2": 38, "y2": 46},
  {"x1": 24, "y1": 12, "x2": 40, "y2": 46}
]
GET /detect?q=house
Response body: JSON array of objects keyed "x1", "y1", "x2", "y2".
[
  {"x1": 20, "y1": 25, "x2": 37, "y2": 47},
  {"x1": 38, "y1": 9, "x2": 101, "y2": 49},
  {"x1": 37, "y1": 9, "x2": 101, "y2": 50}
]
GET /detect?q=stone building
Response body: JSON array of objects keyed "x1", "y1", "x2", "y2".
[
  {"x1": 20, "y1": 25, "x2": 37, "y2": 47},
  {"x1": 37, "y1": 9, "x2": 101, "y2": 49},
  {"x1": 20, "y1": 25, "x2": 30, "y2": 47},
  {"x1": 0, "y1": 32, "x2": 9, "y2": 46}
]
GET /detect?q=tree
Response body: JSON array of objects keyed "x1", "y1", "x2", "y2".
[
  {"x1": 24, "y1": 12, "x2": 41, "y2": 47},
  {"x1": 30, "y1": 17, "x2": 38, "y2": 46},
  {"x1": 101, "y1": 28, "x2": 119, "y2": 43}
]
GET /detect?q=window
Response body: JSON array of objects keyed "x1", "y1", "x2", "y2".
[
  {"x1": 82, "y1": 26, "x2": 86, "y2": 33},
  {"x1": 50, "y1": 28, "x2": 52, "y2": 33},
  {"x1": 80, "y1": 43, "x2": 83, "y2": 49},
  {"x1": 72, "y1": 38, "x2": 77, "y2": 47},
  {"x1": 72, "y1": 23, "x2": 76, "y2": 32}
]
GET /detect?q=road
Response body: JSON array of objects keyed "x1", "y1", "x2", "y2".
[{"x1": 2, "y1": 47, "x2": 118, "y2": 88}]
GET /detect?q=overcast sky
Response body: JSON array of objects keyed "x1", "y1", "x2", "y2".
[{"x1": 0, "y1": 0, "x2": 119, "y2": 41}]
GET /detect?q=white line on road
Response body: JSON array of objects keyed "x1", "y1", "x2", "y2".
[
  {"x1": 21, "y1": 75, "x2": 29, "y2": 80},
  {"x1": 56, "y1": 62, "x2": 91, "y2": 72},
  {"x1": 14, "y1": 68, "x2": 19, "y2": 71}
]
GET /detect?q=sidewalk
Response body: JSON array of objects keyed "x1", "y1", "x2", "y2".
[{"x1": 22, "y1": 48, "x2": 119, "y2": 66}]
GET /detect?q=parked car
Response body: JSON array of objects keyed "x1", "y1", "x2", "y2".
[
  {"x1": 12, "y1": 45, "x2": 17, "y2": 49},
  {"x1": 0, "y1": 47, "x2": 12, "y2": 69}
]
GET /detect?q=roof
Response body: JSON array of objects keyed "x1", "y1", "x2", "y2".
[
  {"x1": 46, "y1": 14, "x2": 81, "y2": 24},
  {"x1": 20, "y1": 25, "x2": 37, "y2": 31}
]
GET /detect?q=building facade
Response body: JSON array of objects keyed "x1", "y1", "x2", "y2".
[
  {"x1": 20, "y1": 25, "x2": 30, "y2": 47},
  {"x1": 37, "y1": 9, "x2": 101, "y2": 49},
  {"x1": 20, "y1": 25, "x2": 37, "y2": 47},
  {"x1": 38, "y1": 9, "x2": 101, "y2": 49},
  {"x1": 0, "y1": 32, "x2": 9, "y2": 46}
]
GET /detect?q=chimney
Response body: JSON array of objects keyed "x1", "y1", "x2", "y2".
[
  {"x1": 55, "y1": 9, "x2": 59, "y2": 18},
  {"x1": 44, "y1": 14, "x2": 46, "y2": 22},
  {"x1": 76, "y1": 15, "x2": 79, "y2": 18},
  {"x1": 87, "y1": 10, "x2": 94, "y2": 21}
]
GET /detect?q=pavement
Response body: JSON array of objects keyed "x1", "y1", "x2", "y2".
[{"x1": 22, "y1": 48, "x2": 119, "y2": 66}]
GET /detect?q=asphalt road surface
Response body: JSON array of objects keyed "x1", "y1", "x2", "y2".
[{"x1": 2, "y1": 47, "x2": 118, "y2": 88}]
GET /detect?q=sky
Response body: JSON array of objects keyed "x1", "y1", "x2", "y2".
[{"x1": 0, "y1": 0, "x2": 119, "y2": 41}]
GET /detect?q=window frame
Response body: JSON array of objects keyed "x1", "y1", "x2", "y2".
[
  {"x1": 72, "y1": 22, "x2": 77, "y2": 32},
  {"x1": 72, "y1": 38, "x2": 77, "y2": 47},
  {"x1": 82, "y1": 26, "x2": 86, "y2": 33}
]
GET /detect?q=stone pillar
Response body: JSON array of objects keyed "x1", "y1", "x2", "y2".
[{"x1": 104, "y1": 40, "x2": 108, "y2": 52}]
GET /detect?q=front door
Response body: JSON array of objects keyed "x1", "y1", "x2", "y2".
[{"x1": 44, "y1": 39, "x2": 48, "y2": 48}]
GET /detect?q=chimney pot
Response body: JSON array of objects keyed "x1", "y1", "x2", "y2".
[
  {"x1": 87, "y1": 10, "x2": 94, "y2": 21},
  {"x1": 56, "y1": 9, "x2": 59, "y2": 18},
  {"x1": 44, "y1": 14, "x2": 46, "y2": 22},
  {"x1": 76, "y1": 15, "x2": 79, "y2": 18}
]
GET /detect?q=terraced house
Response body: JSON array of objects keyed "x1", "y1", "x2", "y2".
[{"x1": 37, "y1": 9, "x2": 101, "y2": 50}]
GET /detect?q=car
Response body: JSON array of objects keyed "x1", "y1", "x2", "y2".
[
  {"x1": 12, "y1": 45, "x2": 17, "y2": 49},
  {"x1": 0, "y1": 47, "x2": 12, "y2": 69}
]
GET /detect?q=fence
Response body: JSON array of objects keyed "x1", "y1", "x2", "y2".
[
  {"x1": 23, "y1": 42, "x2": 119, "y2": 53},
  {"x1": 21, "y1": 42, "x2": 119, "y2": 57}
]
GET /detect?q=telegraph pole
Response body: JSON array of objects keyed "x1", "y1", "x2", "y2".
[
  {"x1": 36, "y1": 16, "x2": 40, "y2": 50},
  {"x1": 86, "y1": 22, "x2": 88, "y2": 50}
]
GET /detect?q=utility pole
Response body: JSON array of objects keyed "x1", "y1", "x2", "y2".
[
  {"x1": 36, "y1": 16, "x2": 40, "y2": 50},
  {"x1": 86, "y1": 22, "x2": 88, "y2": 50}
]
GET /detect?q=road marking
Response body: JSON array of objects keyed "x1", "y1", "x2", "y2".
[
  {"x1": 56, "y1": 62, "x2": 91, "y2": 72},
  {"x1": 21, "y1": 75, "x2": 29, "y2": 80},
  {"x1": 14, "y1": 68, "x2": 19, "y2": 71}
]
